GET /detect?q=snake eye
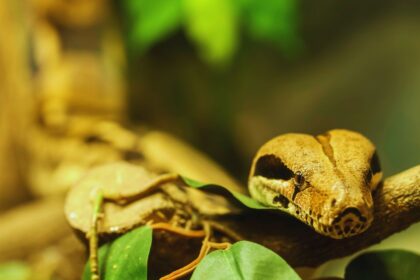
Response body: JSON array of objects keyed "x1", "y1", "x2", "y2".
[
  {"x1": 292, "y1": 171, "x2": 306, "y2": 200},
  {"x1": 294, "y1": 171, "x2": 305, "y2": 188}
]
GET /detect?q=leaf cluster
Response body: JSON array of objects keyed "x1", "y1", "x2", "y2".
[{"x1": 120, "y1": 0, "x2": 301, "y2": 65}]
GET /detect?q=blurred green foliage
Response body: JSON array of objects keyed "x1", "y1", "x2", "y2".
[
  {"x1": 239, "y1": 0, "x2": 302, "y2": 54},
  {"x1": 124, "y1": 0, "x2": 183, "y2": 53},
  {"x1": 121, "y1": 0, "x2": 300, "y2": 65},
  {"x1": 345, "y1": 250, "x2": 420, "y2": 280},
  {"x1": 184, "y1": 0, "x2": 238, "y2": 65}
]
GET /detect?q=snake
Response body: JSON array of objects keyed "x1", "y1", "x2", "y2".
[{"x1": 248, "y1": 129, "x2": 383, "y2": 239}]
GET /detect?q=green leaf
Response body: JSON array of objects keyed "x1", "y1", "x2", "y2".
[
  {"x1": 191, "y1": 240, "x2": 301, "y2": 280},
  {"x1": 238, "y1": 0, "x2": 302, "y2": 54},
  {"x1": 123, "y1": 0, "x2": 183, "y2": 53},
  {"x1": 183, "y1": 0, "x2": 238, "y2": 65},
  {"x1": 182, "y1": 177, "x2": 274, "y2": 210},
  {"x1": 83, "y1": 225, "x2": 152, "y2": 280},
  {"x1": 0, "y1": 262, "x2": 30, "y2": 280},
  {"x1": 345, "y1": 249, "x2": 420, "y2": 280}
]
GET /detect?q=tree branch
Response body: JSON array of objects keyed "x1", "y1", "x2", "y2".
[
  {"x1": 1, "y1": 166, "x2": 418, "y2": 272},
  {"x1": 214, "y1": 165, "x2": 420, "y2": 267}
]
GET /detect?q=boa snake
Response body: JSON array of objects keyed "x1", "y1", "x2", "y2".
[{"x1": 248, "y1": 129, "x2": 382, "y2": 239}]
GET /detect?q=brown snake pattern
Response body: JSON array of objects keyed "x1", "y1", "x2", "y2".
[{"x1": 249, "y1": 129, "x2": 383, "y2": 239}]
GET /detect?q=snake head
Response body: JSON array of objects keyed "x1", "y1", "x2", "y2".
[{"x1": 248, "y1": 129, "x2": 382, "y2": 239}]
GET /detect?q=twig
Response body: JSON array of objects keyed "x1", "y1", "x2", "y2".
[
  {"x1": 159, "y1": 222, "x2": 231, "y2": 280},
  {"x1": 87, "y1": 191, "x2": 104, "y2": 280}
]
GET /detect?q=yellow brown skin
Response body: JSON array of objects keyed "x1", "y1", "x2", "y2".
[{"x1": 248, "y1": 129, "x2": 383, "y2": 239}]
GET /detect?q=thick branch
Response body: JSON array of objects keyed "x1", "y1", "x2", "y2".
[
  {"x1": 1, "y1": 166, "x2": 418, "y2": 272},
  {"x1": 215, "y1": 165, "x2": 420, "y2": 267}
]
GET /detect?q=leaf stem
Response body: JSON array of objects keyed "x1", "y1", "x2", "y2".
[
  {"x1": 205, "y1": 220, "x2": 243, "y2": 241},
  {"x1": 88, "y1": 191, "x2": 104, "y2": 280},
  {"x1": 159, "y1": 222, "x2": 231, "y2": 280},
  {"x1": 151, "y1": 222, "x2": 206, "y2": 238}
]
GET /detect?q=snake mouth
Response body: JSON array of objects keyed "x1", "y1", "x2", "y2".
[
  {"x1": 313, "y1": 217, "x2": 371, "y2": 239},
  {"x1": 327, "y1": 207, "x2": 372, "y2": 238},
  {"x1": 253, "y1": 182, "x2": 371, "y2": 239}
]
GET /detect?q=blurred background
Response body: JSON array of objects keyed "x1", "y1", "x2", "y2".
[
  {"x1": 0, "y1": 0, "x2": 419, "y2": 279},
  {"x1": 123, "y1": 0, "x2": 420, "y2": 181}
]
